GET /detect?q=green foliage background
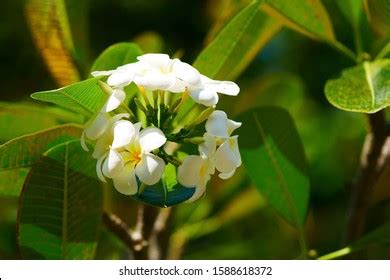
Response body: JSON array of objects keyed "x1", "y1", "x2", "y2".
[{"x1": 0, "y1": 0, "x2": 389, "y2": 260}]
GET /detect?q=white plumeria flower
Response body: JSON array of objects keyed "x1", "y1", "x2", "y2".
[
  {"x1": 178, "y1": 133, "x2": 216, "y2": 202},
  {"x1": 92, "y1": 66, "x2": 136, "y2": 88},
  {"x1": 187, "y1": 74, "x2": 240, "y2": 107},
  {"x1": 98, "y1": 120, "x2": 167, "y2": 195},
  {"x1": 205, "y1": 110, "x2": 242, "y2": 179}
]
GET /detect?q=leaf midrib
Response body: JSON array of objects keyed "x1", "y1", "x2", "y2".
[{"x1": 252, "y1": 112, "x2": 302, "y2": 227}]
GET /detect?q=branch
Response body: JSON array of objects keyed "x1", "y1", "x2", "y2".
[{"x1": 346, "y1": 111, "x2": 390, "y2": 243}]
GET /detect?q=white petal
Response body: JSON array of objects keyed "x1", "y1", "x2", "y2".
[
  {"x1": 91, "y1": 70, "x2": 115, "y2": 77},
  {"x1": 171, "y1": 59, "x2": 201, "y2": 85},
  {"x1": 135, "y1": 153, "x2": 165, "y2": 185},
  {"x1": 227, "y1": 119, "x2": 242, "y2": 135},
  {"x1": 92, "y1": 133, "x2": 112, "y2": 159},
  {"x1": 199, "y1": 133, "x2": 216, "y2": 158},
  {"x1": 189, "y1": 88, "x2": 219, "y2": 106},
  {"x1": 80, "y1": 132, "x2": 89, "y2": 151},
  {"x1": 102, "y1": 149, "x2": 123, "y2": 178},
  {"x1": 134, "y1": 72, "x2": 175, "y2": 91},
  {"x1": 177, "y1": 155, "x2": 204, "y2": 187},
  {"x1": 111, "y1": 120, "x2": 136, "y2": 149},
  {"x1": 112, "y1": 164, "x2": 138, "y2": 195},
  {"x1": 201, "y1": 75, "x2": 240, "y2": 96},
  {"x1": 185, "y1": 185, "x2": 206, "y2": 203},
  {"x1": 107, "y1": 70, "x2": 134, "y2": 88},
  {"x1": 218, "y1": 169, "x2": 236, "y2": 180},
  {"x1": 96, "y1": 154, "x2": 107, "y2": 182},
  {"x1": 137, "y1": 53, "x2": 171, "y2": 69},
  {"x1": 85, "y1": 113, "x2": 109, "y2": 140},
  {"x1": 205, "y1": 110, "x2": 229, "y2": 138},
  {"x1": 215, "y1": 136, "x2": 241, "y2": 173},
  {"x1": 138, "y1": 127, "x2": 166, "y2": 152},
  {"x1": 111, "y1": 113, "x2": 130, "y2": 123},
  {"x1": 167, "y1": 78, "x2": 187, "y2": 93},
  {"x1": 104, "y1": 89, "x2": 126, "y2": 112}
]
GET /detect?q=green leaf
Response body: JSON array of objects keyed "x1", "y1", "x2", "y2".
[
  {"x1": 0, "y1": 102, "x2": 82, "y2": 143},
  {"x1": 325, "y1": 59, "x2": 390, "y2": 113},
  {"x1": 236, "y1": 106, "x2": 309, "y2": 227},
  {"x1": 336, "y1": 0, "x2": 364, "y2": 28},
  {"x1": 31, "y1": 78, "x2": 106, "y2": 115},
  {"x1": 0, "y1": 168, "x2": 29, "y2": 197},
  {"x1": 132, "y1": 163, "x2": 195, "y2": 207},
  {"x1": 261, "y1": 0, "x2": 335, "y2": 41},
  {"x1": 90, "y1": 42, "x2": 143, "y2": 73},
  {"x1": 18, "y1": 140, "x2": 103, "y2": 259},
  {"x1": 0, "y1": 124, "x2": 82, "y2": 171},
  {"x1": 193, "y1": 0, "x2": 282, "y2": 80}
]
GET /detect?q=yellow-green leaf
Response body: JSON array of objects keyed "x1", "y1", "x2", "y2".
[{"x1": 325, "y1": 59, "x2": 390, "y2": 113}]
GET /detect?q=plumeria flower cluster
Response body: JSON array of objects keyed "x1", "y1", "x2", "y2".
[{"x1": 81, "y1": 53, "x2": 242, "y2": 203}]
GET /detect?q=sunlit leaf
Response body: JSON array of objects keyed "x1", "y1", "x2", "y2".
[
  {"x1": 25, "y1": 0, "x2": 81, "y2": 86},
  {"x1": 31, "y1": 78, "x2": 106, "y2": 115},
  {"x1": 194, "y1": 0, "x2": 281, "y2": 80},
  {"x1": 0, "y1": 102, "x2": 82, "y2": 143},
  {"x1": 18, "y1": 140, "x2": 102, "y2": 259},
  {"x1": 325, "y1": 59, "x2": 390, "y2": 113},
  {"x1": 237, "y1": 106, "x2": 309, "y2": 227},
  {"x1": 90, "y1": 42, "x2": 143, "y2": 73},
  {"x1": 261, "y1": 0, "x2": 335, "y2": 41},
  {"x1": 0, "y1": 124, "x2": 82, "y2": 171}
]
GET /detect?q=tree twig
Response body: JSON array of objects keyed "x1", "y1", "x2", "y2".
[{"x1": 346, "y1": 111, "x2": 389, "y2": 244}]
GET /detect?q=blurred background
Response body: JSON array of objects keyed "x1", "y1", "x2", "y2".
[{"x1": 0, "y1": 0, "x2": 388, "y2": 259}]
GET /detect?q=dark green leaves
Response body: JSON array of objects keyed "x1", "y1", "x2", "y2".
[
  {"x1": 325, "y1": 59, "x2": 390, "y2": 113},
  {"x1": 90, "y1": 42, "x2": 143, "y2": 73},
  {"x1": 261, "y1": 0, "x2": 335, "y2": 41},
  {"x1": 0, "y1": 124, "x2": 82, "y2": 171},
  {"x1": 31, "y1": 78, "x2": 106, "y2": 116},
  {"x1": 18, "y1": 141, "x2": 103, "y2": 259},
  {"x1": 237, "y1": 107, "x2": 309, "y2": 227},
  {"x1": 194, "y1": 0, "x2": 281, "y2": 80}
]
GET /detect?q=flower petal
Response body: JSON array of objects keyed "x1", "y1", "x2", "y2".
[
  {"x1": 215, "y1": 136, "x2": 241, "y2": 173},
  {"x1": 205, "y1": 110, "x2": 229, "y2": 138},
  {"x1": 104, "y1": 89, "x2": 126, "y2": 112},
  {"x1": 227, "y1": 119, "x2": 242, "y2": 135},
  {"x1": 138, "y1": 127, "x2": 166, "y2": 152},
  {"x1": 80, "y1": 132, "x2": 89, "y2": 152},
  {"x1": 102, "y1": 149, "x2": 123, "y2": 178},
  {"x1": 135, "y1": 153, "x2": 165, "y2": 185},
  {"x1": 218, "y1": 169, "x2": 236, "y2": 180},
  {"x1": 189, "y1": 88, "x2": 219, "y2": 106},
  {"x1": 85, "y1": 113, "x2": 109, "y2": 140},
  {"x1": 199, "y1": 133, "x2": 216, "y2": 158},
  {"x1": 134, "y1": 72, "x2": 176, "y2": 91},
  {"x1": 185, "y1": 185, "x2": 206, "y2": 203},
  {"x1": 111, "y1": 120, "x2": 136, "y2": 149},
  {"x1": 201, "y1": 75, "x2": 240, "y2": 96},
  {"x1": 137, "y1": 53, "x2": 171, "y2": 69},
  {"x1": 96, "y1": 154, "x2": 107, "y2": 182},
  {"x1": 112, "y1": 164, "x2": 138, "y2": 195},
  {"x1": 107, "y1": 69, "x2": 134, "y2": 88},
  {"x1": 92, "y1": 133, "x2": 112, "y2": 159},
  {"x1": 171, "y1": 59, "x2": 201, "y2": 85},
  {"x1": 177, "y1": 155, "x2": 203, "y2": 187}
]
